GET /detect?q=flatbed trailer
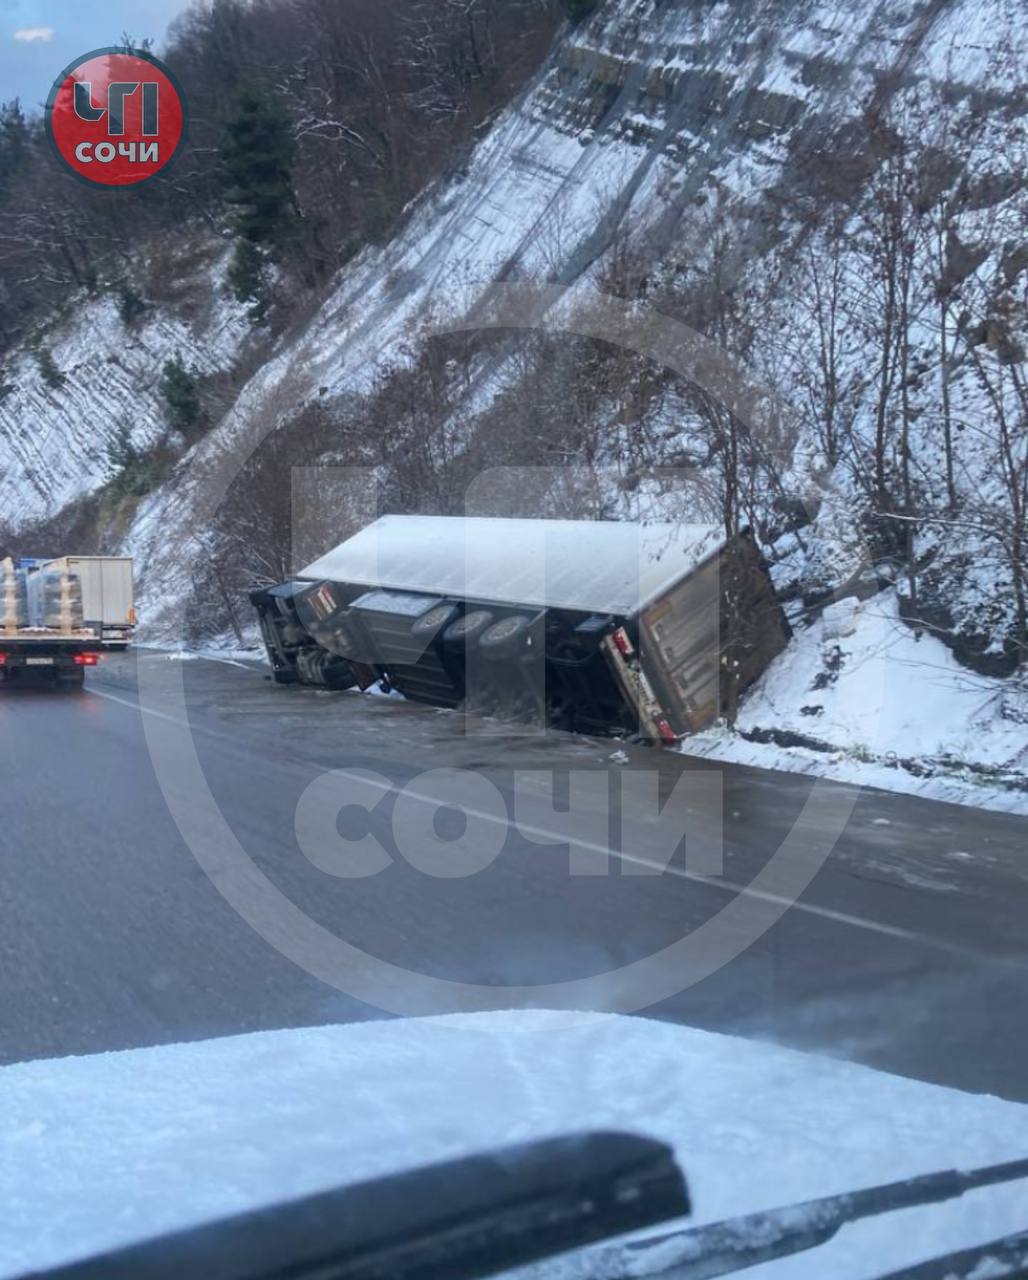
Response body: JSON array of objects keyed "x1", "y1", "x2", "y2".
[{"x1": 0, "y1": 629, "x2": 102, "y2": 690}]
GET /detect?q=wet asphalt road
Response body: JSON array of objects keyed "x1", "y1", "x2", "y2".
[{"x1": 1, "y1": 649, "x2": 1027, "y2": 1100}]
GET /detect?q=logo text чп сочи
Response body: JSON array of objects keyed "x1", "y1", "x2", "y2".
[{"x1": 46, "y1": 48, "x2": 185, "y2": 187}]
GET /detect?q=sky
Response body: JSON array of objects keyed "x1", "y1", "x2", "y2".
[{"x1": 1, "y1": 0, "x2": 189, "y2": 113}]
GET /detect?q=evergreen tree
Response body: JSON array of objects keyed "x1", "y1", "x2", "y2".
[
  {"x1": 221, "y1": 86, "x2": 298, "y2": 321},
  {"x1": 105, "y1": 420, "x2": 139, "y2": 479},
  {"x1": 117, "y1": 283, "x2": 147, "y2": 326},
  {"x1": 36, "y1": 348, "x2": 65, "y2": 390},
  {"x1": 160, "y1": 355, "x2": 201, "y2": 435},
  {"x1": 222, "y1": 87, "x2": 298, "y2": 253},
  {"x1": 227, "y1": 239, "x2": 271, "y2": 321},
  {"x1": 0, "y1": 100, "x2": 27, "y2": 205},
  {"x1": 560, "y1": 0, "x2": 600, "y2": 21},
  {"x1": 105, "y1": 420, "x2": 162, "y2": 500}
]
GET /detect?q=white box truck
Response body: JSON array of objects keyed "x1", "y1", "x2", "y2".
[{"x1": 33, "y1": 556, "x2": 135, "y2": 650}]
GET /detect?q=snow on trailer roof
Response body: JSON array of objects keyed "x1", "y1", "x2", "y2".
[{"x1": 299, "y1": 516, "x2": 726, "y2": 617}]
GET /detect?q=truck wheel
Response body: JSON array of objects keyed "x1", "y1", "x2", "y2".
[
  {"x1": 479, "y1": 614, "x2": 533, "y2": 659},
  {"x1": 324, "y1": 658, "x2": 359, "y2": 691},
  {"x1": 442, "y1": 610, "x2": 494, "y2": 650},
  {"x1": 56, "y1": 670, "x2": 85, "y2": 692},
  {"x1": 411, "y1": 603, "x2": 459, "y2": 639}
]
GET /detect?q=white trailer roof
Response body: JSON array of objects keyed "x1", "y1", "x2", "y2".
[{"x1": 299, "y1": 516, "x2": 725, "y2": 617}]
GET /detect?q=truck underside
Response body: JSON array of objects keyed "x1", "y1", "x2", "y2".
[{"x1": 251, "y1": 579, "x2": 635, "y2": 736}]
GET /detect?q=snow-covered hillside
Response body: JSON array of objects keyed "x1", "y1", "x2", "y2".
[
  {"x1": 2, "y1": 0, "x2": 1026, "y2": 801},
  {"x1": 119, "y1": 0, "x2": 1025, "y2": 604},
  {"x1": 0, "y1": 247, "x2": 250, "y2": 530}
]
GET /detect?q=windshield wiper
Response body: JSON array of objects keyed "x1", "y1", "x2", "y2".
[
  {"x1": 22, "y1": 1130, "x2": 689, "y2": 1280},
  {"x1": 599, "y1": 1154, "x2": 1028, "y2": 1280},
  {"x1": 869, "y1": 1228, "x2": 1028, "y2": 1279}
]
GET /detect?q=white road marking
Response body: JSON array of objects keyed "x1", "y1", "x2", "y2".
[
  {"x1": 89, "y1": 682, "x2": 988, "y2": 959},
  {"x1": 90, "y1": 686, "x2": 223, "y2": 737}
]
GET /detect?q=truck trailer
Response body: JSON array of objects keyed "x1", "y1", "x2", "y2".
[
  {"x1": 250, "y1": 516, "x2": 789, "y2": 743},
  {"x1": 1, "y1": 559, "x2": 101, "y2": 690},
  {"x1": 0, "y1": 555, "x2": 135, "y2": 691},
  {"x1": 37, "y1": 556, "x2": 135, "y2": 650}
]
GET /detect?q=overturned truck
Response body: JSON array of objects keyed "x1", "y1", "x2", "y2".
[{"x1": 251, "y1": 516, "x2": 789, "y2": 743}]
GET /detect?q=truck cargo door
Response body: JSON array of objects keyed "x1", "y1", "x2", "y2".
[{"x1": 638, "y1": 557, "x2": 721, "y2": 735}]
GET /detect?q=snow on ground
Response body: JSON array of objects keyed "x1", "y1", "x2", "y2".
[
  {"x1": 169, "y1": 649, "x2": 266, "y2": 670},
  {"x1": 0, "y1": 246, "x2": 251, "y2": 529},
  {"x1": 145, "y1": 625, "x2": 265, "y2": 665},
  {"x1": 125, "y1": 0, "x2": 929, "y2": 634},
  {"x1": 157, "y1": 648, "x2": 264, "y2": 667},
  {"x1": 1, "y1": 1011, "x2": 1028, "y2": 1279},
  {"x1": 684, "y1": 589, "x2": 1028, "y2": 815}
]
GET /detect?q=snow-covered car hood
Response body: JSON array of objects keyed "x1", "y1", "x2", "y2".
[{"x1": 2, "y1": 1011, "x2": 1027, "y2": 1279}]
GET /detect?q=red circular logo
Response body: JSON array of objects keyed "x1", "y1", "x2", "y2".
[{"x1": 46, "y1": 48, "x2": 185, "y2": 187}]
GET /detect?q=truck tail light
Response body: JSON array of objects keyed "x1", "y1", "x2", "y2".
[
  {"x1": 612, "y1": 627, "x2": 634, "y2": 657},
  {"x1": 128, "y1": 606, "x2": 137, "y2": 625},
  {"x1": 74, "y1": 653, "x2": 100, "y2": 666},
  {"x1": 0, "y1": 653, "x2": 6, "y2": 665},
  {"x1": 656, "y1": 718, "x2": 679, "y2": 744}
]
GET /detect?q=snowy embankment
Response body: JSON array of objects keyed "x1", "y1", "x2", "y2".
[
  {"x1": 2, "y1": 1011, "x2": 1028, "y2": 1279},
  {"x1": 0, "y1": 246, "x2": 250, "y2": 529},
  {"x1": 684, "y1": 590, "x2": 1028, "y2": 815}
]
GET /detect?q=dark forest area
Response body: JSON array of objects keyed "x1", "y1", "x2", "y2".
[{"x1": 0, "y1": 0, "x2": 563, "y2": 351}]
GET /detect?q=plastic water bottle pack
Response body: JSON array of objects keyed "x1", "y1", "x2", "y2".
[
  {"x1": 27, "y1": 570, "x2": 84, "y2": 630},
  {"x1": 0, "y1": 561, "x2": 28, "y2": 629}
]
